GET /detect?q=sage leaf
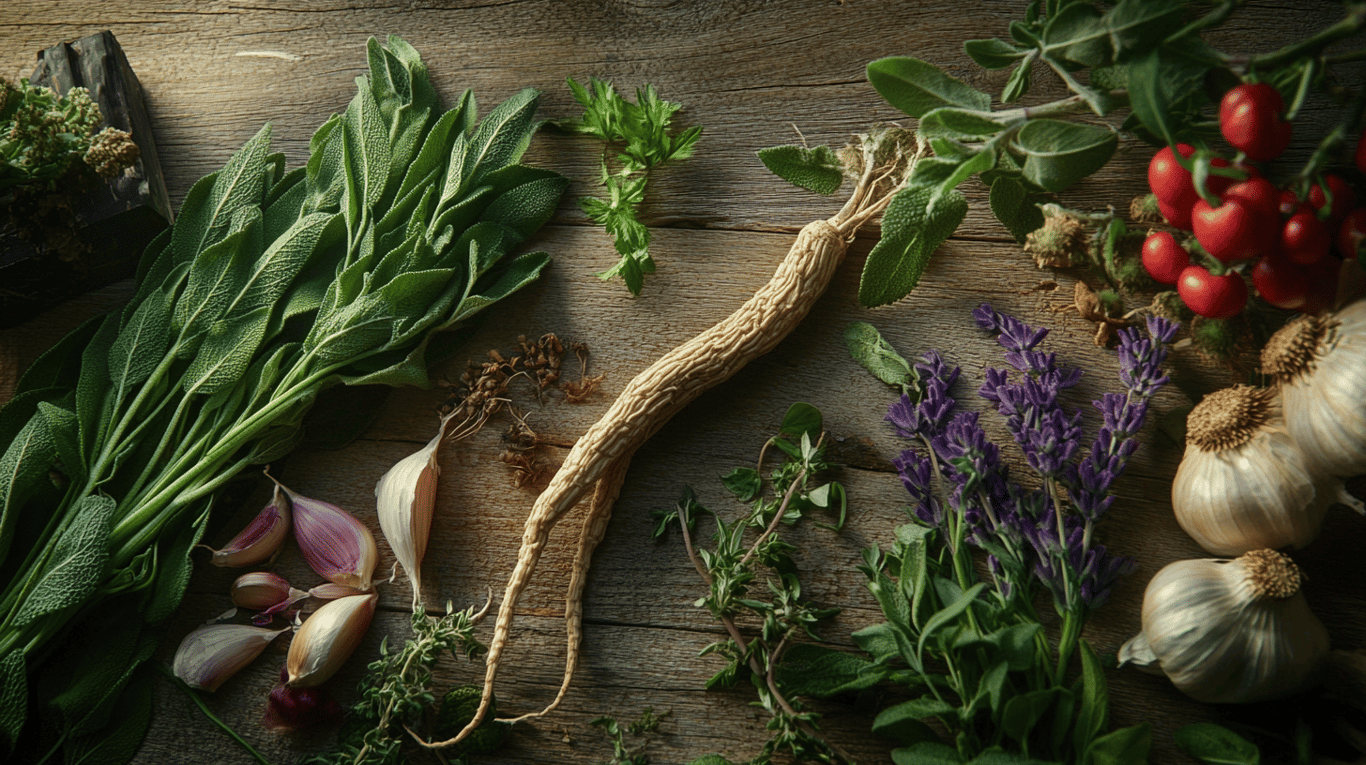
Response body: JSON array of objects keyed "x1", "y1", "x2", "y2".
[
  {"x1": 773, "y1": 643, "x2": 885, "y2": 697},
  {"x1": 59, "y1": 674, "x2": 153, "y2": 765},
  {"x1": 844, "y1": 321, "x2": 915, "y2": 392},
  {"x1": 964, "y1": 38, "x2": 1028, "y2": 69},
  {"x1": 918, "y1": 108, "x2": 1009, "y2": 141},
  {"x1": 0, "y1": 416, "x2": 56, "y2": 567},
  {"x1": 182, "y1": 306, "x2": 272, "y2": 395},
  {"x1": 867, "y1": 57, "x2": 992, "y2": 119},
  {"x1": 757, "y1": 144, "x2": 844, "y2": 195},
  {"x1": 36, "y1": 401, "x2": 82, "y2": 487},
  {"x1": 859, "y1": 186, "x2": 967, "y2": 307},
  {"x1": 107, "y1": 287, "x2": 170, "y2": 391},
  {"x1": 1126, "y1": 45, "x2": 1210, "y2": 146},
  {"x1": 345, "y1": 81, "x2": 393, "y2": 213},
  {"x1": 480, "y1": 166, "x2": 572, "y2": 239},
  {"x1": 892, "y1": 742, "x2": 963, "y2": 765},
  {"x1": 141, "y1": 506, "x2": 210, "y2": 624},
  {"x1": 1086, "y1": 723, "x2": 1152, "y2": 765},
  {"x1": 0, "y1": 651, "x2": 25, "y2": 752},
  {"x1": 917, "y1": 582, "x2": 985, "y2": 658},
  {"x1": 1001, "y1": 56, "x2": 1033, "y2": 103},
  {"x1": 14, "y1": 313, "x2": 103, "y2": 398},
  {"x1": 1001, "y1": 687, "x2": 1057, "y2": 743},
  {"x1": 463, "y1": 88, "x2": 540, "y2": 187},
  {"x1": 1098, "y1": 0, "x2": 1184, "y2": 60},
  {"x1": 165, "y1": 124, "x2": 271, "y2": 266},
  {"x1": 1043, "y1": 2, "x2": 1109, "y2": 67},
  {"x1": 989, "y1": 176, "x2": 1044, "y2": 243},
  {"x1": 873, "y1": 701, "x2": 945, "y2": 747},
  {"x1": 1013, "y1": 119, "x2": 1117, "y2": 192},
  {"x1": 43, "y1": 606, "x2": 156, "y2": 737},
  {"x1": 13, "y1": 494, "x2": 115, "y2": 629},
  {"x1": 1175, "y1": 722, "x2": 1260, "y2": 765}
]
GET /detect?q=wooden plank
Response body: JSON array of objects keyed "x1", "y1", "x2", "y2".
[{"x1": 0, "y1": 2, "x2": 1361, "y2": 764}]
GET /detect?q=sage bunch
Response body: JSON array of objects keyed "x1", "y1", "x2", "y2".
[{"x1": 0, "y1": 35, "x2": 566, "y2": 761}]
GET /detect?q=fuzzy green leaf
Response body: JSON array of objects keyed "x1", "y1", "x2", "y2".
[
  {"x1": 867, "y1": 57, "x2": 992, "y2": 118},
  {"x1": 1126, "y1": 45, "x2": 1210, "y2": 146},
  {"x1": 757, "y1": 144, "x2": 844, "y2": 195},
  {"x1": 774, "y1": 643, "x2": 886, "y2": 697},
  {"x1": 0, "y1": 651, "x2": 25, "y2": 752},
  {"x1": 0, "y1": 416, "x2": 56, "y2": 578},
  {"x1": 989, "y1": 176, "x2": 1045, "y2": 243},
  {"x1": 964, "y1": 38, "x2": 1028, "y2": 69},
  {"x1": 873, "y1": 701, "x2": 945, "y2": 747},
  {"x1": 13, "y1": 495, "x2": 114, "y2": 629},
  {"x1": 107, "y1": 288, "x2": 170, "y2": 391},
  {"x1": 859, "y1": 186, "x2": 968, "y2": 307},
  {"x1": 1013, "y1": 119, "x2": 1117, "y2": 192},
  {"x1": 1002, "y1": 57, "x2": 1034, "y2": 103},
  {"x1": 1074, "y1": 640, "x2": 1109, "y2": 756},
  {"x1": 182, "y1": 307, "x2": 272, "y2": 395},
  {"x1": 1086, "y1": 723, "x2": 1152, "y2": 765},
  {"x1": 844, "y1": 321, "x2": 915, "y2": 392}
]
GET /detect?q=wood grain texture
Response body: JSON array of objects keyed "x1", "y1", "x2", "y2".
[{"x1": 2, "y1": 2, "x2": 1362, "y2": 764}]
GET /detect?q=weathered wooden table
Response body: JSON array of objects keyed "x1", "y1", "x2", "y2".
[{"x1": 2, "y1": 2, "x2": 1362, "y2": 764}]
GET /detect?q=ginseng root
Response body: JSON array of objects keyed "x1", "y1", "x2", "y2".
[{"x1": 421, "y1": 128, "x2": 920, "y2": 748}]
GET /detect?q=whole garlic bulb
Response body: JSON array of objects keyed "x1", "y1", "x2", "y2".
[
  {"x1": 1172, "y1": 385, "x2": 1334, "y2": 555},
  {"x1": 1261, "y1": 298, "x2": 1366, "y2": 478},
  {"x1": 1118, "y1": 549, "x2": 1329, "y2": 704}
]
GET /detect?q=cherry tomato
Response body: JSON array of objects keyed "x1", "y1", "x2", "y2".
[
  {"x1": 1148, "y1": 144, "x2": 1199, "y2": 210},
  {"x1": 1281, "y1": 209, "x2": 1330, "y2": 265},
  {"x1": 1219, "y1": 83, "x2": 1292, "y2": 162},
  {"x1": 1177, "y1": 265, "x2": 1248, "y2": 318},
  {"x1": 1192, "y1": 196, "x2": 1275, "y2": 262},
  {"x1": 1278, "y1": 189, "x2": 1305, "y2": 218},
  {"x1": 1158, "y1": 198, "x2": 1192, "y2": 231},
  {"x1": 1251, "y1": 254, "x2": 1309, "y2": 310},
  {"x1": 1221, "y1": 177, "x2": 1281, "y2": 217},
  {"x1": 1141, "y1": 231, "x2": 1190, "y2": 284},
  {"x1": 1339, "y1": 208, "x2": 1366, "y2": 261},
  {"x1": 1309, "y1": 175, "x2": 1356, "y2": 230}
]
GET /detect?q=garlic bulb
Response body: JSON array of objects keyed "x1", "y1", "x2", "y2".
[
  {"x1": 1118, "y1": 549, "x2": 1329, "y2": 704},
  {"x1": 1262, "y1": 298, "x2": 1366, "y2": 479},
  {"x1": 1172, "y1": 385, "x2": 1335, "y2": 555},
  {"x1": 286, "y1": 592, "x2": 378, "y2": 688}
]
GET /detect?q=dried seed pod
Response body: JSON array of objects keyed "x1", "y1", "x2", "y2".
[
  {"x1": 286, "y1": 592, "x2": 378, "y2": 688},
  {"x1": 1118, "y1": 549, "x2": 1329, "y2": 703},
  {"x1": 268, "y1": 471, "x2": 378, "y2": 591},
  {"x1": 173, "y1": 622, "x2": 290, "y2": 692},
  {"x1": 203, "y1": 482, "x2": 290, "y2": 567}
]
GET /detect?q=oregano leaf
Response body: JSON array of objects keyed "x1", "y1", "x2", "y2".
[
  {"x1": 843, "y1": 321, "x2": 915, "y2": 391},
  {"x1": 989, "y1": 176, "x2": 1044, "y2": 243}
]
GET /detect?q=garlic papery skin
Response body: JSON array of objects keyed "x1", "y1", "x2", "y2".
[
  {"x1": 1118, "y1": 549, "x2": 1329, "y2": 704},
  {"x1": 1262, "y1": 298, "x2": 1366, "y2": 479},
  {"x1": 269, "y1": 472, "x2": 378, "y2": 591},
  {"x1": 374, "y1": 427, "x2": 444, "y2": 607},
  {"x1": 1172, "y1": 385, "x2": 1332, "y2": 555},
  {"x1": 286, "y1": 592, "x2": 378, "y2": 688},
  {"x1": 203, "y1": 483, "x2": 290, "y2": 567},
  {"x1": 173, "y1": 622, "x2": 290, "y2": 692},
  {"x1": 230, "y1": 571, "x2": 309, "y2": 614},
  {"x1": 307, "y1": 582, "x2": 370, "y2": 600}
]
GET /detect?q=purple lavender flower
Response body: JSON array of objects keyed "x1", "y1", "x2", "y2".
[
  {"x1": 892, "y1": 448, "x2": 943, "y2": 527},
  {"x1": 885, "y1": 351, "x2": 960, "y2": 441}
]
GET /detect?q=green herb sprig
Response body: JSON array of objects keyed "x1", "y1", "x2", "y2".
[
  {"x1": 559, "y1": 76, "x2": 702, "y2": 295},
  {"x1": 0, "y1": 35, "x2": 565, "y2": 761},
  {"x1": 760, "y1": 0, "x2": 1366, "y2": 307},
  {"x1": 653, "y1": 403, "x2": 851, "y2": 765}
]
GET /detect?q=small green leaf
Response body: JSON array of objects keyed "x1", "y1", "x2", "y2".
[
  {"x1": 182, "y1": 307, "x2": 272, "y2": 395},
  {"x1": 1126, "y1": 45, "x2": 1211, "y2": 146},
  {"x1": 964, "y1": 38, "x2": 1028, "y2": 69},
  {"x1": 13, "y1": 495, "x2": 115, "y2": 629},
  {"x1": 1086, "y1": 723, "x2": 1152, "y2": 765},
  {"x1": 1002, "y1": 57, "x2": 1034, "y2": 103},
  {"x1": 1013, "y1": 119, "x2": 1117, "y2": 192},
  {"x1": 774, "y1": 643, "x2": 886, "y2": 697},
  {"x1": 1043, "y1": 2, "x2": 1109, "y2": 67},
  {"x1": 917, "y1": 582, "x2": 985, "y2": 658},
  {"x1": 779, "y1": 402, "x2": 822, "y2": 441},
  {"x1": 757, "y1": 144, "x2": 844, "y2": 195},
  {"x1": 1001, "y1": 688, "x2": 1057, "y2": 744},
  {"x1": 867, "y1": 57, "x2": 992, "y2": 119},
  {"x1": 919, "y1": 108, "x2": 1009, "y2": 141},
  {"x1": 989, "y1": 176, "x2": 1044, "y2": 244},
  {"x1": 1175, "y1": 722, "x2": 1260, "y2": 765},
  {"x1": 844, "y1": 321, "x2": 915, "y2": 391},
  {"x1": 721, "y1": 467, "x2": 762, "y2": 503}
]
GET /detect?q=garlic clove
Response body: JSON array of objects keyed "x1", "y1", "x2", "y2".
[
  {"x1": 269, "y1": 472, "x2": 378, "y2": 591},
  {"x1": 307, "y1": 582, "x2": 371, "y2": 600},
  {"x1": 1122, "y1": 549, "x2": 1329, "y2": 704},
  {"x1": 286, "y1": 592, "x2": 378, "y2": 688},
  {"x1": 203, "y1": 482, "x2": 290, "y2": 567},
  {"x1": 1173, "y1": 385, "x2": 1331, "y2": 555},
  {"x1": 173, "y1": 622, "x2": 290, "y2": 692},
  {"x1": 230, "y1": 571, "x2": 309, "y2": 614},
  {"x1": 375, "y1": 429, "x2": 444, "y2": 606}
]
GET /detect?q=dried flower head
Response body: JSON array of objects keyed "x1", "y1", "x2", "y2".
[
  {"x1": 1024, "y1": 211, "x2": 1088, "y2": 269},
  {"x1": 84, "y1": 126, "x2": 139, "y2": 177}
]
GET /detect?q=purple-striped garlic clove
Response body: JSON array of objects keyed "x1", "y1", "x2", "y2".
[
  {"x1": 230, "y1": 571, "x2": 310, "y2": 614},
  {"x1": 307, "y1": 582, "x2": 370, "y2": 600},
  {"x1": 286, "y1": 592, "x2": 378, "y2": 688},
  {"x1": 205, "y1": 482, "x2": 290, "y2": 567},
  {"x1": 268, "y1": 472, "x2": 378, "y2": 591},
  {"x1": 173, "y1": 622, "x2": 290, "y2": 692}
]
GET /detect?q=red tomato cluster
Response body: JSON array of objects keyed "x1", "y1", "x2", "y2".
[{"x1": 1140, "y1": 82, "x2": 1366, "y2": 319}]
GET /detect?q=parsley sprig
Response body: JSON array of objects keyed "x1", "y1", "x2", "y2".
[{"x1": 559, "y1": 76, "x2": 702, "y2": 295}]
